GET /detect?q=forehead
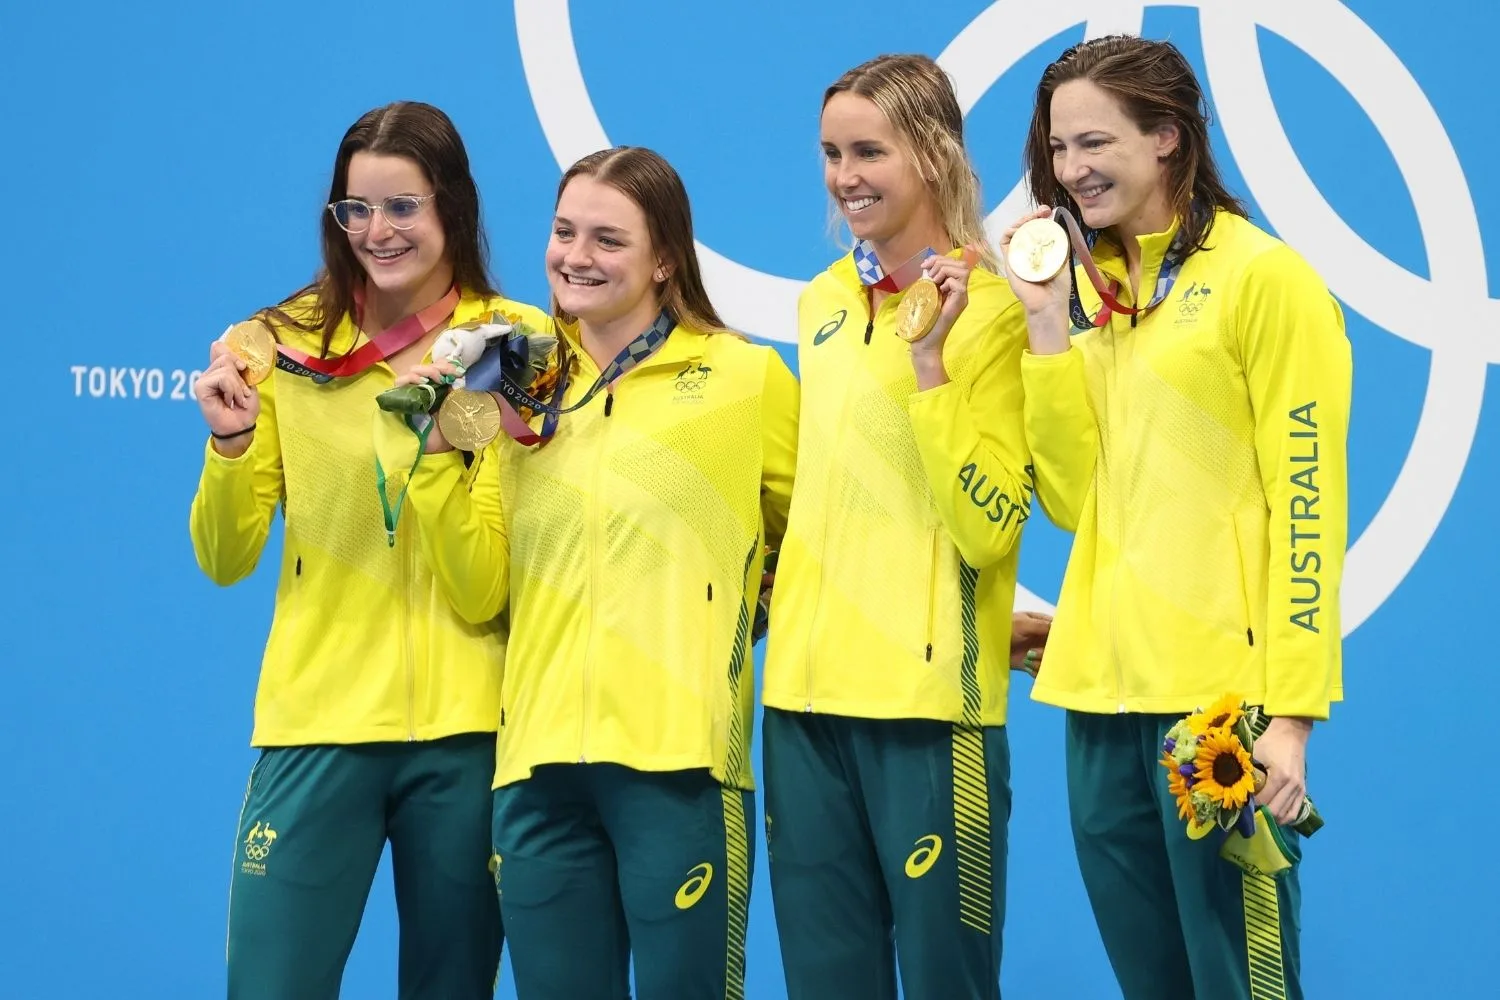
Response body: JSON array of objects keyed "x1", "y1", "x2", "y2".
[
  {"x1": 346, "y1": 152, "x2": 428, "y2": 195},
  {"x1": 820, "y1": 92, "x2": 895, "y2": 141},
  {"x1": 1049, "y1": 79, "x2": 1133, "y2": 134},
  {"x1": 556, "y1": 175, "x2": 646, "y2": 230}
]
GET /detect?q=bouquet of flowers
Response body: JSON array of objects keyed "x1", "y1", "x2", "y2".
[{"x1": 1161, "y1": 695, "x2": 1323, "y2": 878}]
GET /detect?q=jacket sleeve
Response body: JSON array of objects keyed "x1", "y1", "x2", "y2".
[
  {"x1": 1018, "y1": 345, "x2": 1098, "y2": 533},
  {"x1": 759, "y1": 347, "x2": 800, "y2": 550},
  {"x1": 907, "y1": 301, "x2": 1034, "y2": 569},
  {"x1": 1237, "y1": 245, "x2": 1351, "y2": 720},
  {"x1": 188, "y1": 372, "x2": 285, "y2": 586},
  {"x1": 374, "y1": 413, "x2": 510, "y2": 625}
]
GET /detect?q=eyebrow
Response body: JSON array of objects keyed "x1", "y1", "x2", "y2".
[
  {"x1": 554, "y1": 215, "x2": 628, "y2": 235},
  {"x1": 1050, "y1": 130, "x2": 1113, "y2": 143},
  {"x1": 345, "y1": 191, "x2": 425, "y2": 201}
]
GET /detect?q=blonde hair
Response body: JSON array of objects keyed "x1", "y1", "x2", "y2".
[{"x1": 822, "y1": 54, "x2": 999, "y2": 272}]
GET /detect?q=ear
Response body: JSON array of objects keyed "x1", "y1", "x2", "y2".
[
  {"x1": 653, "y1": 262, "x2": 673, "y2": 283},
  {"x1": 1154, "y1": 121, "x2": 1181, "y2": 160}
]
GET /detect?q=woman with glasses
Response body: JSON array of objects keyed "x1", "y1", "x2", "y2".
[
  {"x1": 998, "y1": 35, "x2": 1351, "y2": 1000},
  {"x1": 189, "y1": 100, "x2": 548, "y2": 1000}
]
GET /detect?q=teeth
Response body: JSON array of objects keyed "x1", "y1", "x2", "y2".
[
  {"x1": 565, "y1": 274, "x2": 604, "y2": 286},
  {"x1": 844, "y1": 196, "x2": 880, "y2": 212},
  {"x1": 1079, "y1": 184, "x2": 1110, "y2": 198},
  {"x1": 370, "y1": 247, "x2": 410, "y2": 259}
]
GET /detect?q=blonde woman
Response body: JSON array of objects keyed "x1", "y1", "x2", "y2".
[{"x1": 761, "y1": 54, "x2": 1033, "y2": 1000}]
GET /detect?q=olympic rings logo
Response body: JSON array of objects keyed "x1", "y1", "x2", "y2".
[
  {"x1": 245, "y1": 844, "x2": 270, "y2": 861},
  {"x1": 514, "y1": 0, "x2": 1495, "y2": 636}
]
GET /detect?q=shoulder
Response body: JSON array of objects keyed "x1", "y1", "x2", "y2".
[
  {"x1": 1201, "y1": 213, "x2": 1327, "y2": 294},
  {"x1": 260, "y1": 290, "x2": 327, "y2": 351}
]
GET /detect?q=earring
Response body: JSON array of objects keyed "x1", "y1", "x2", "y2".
[{"x1": 654, "y1": 268, "x2": 667, "y2": 282}]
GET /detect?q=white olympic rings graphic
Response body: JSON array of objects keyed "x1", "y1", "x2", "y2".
[{"x1": 514, "y1": 0, "x2": 1494, "y2": 635}]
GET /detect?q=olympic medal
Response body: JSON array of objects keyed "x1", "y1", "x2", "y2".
[
  {"x1": 894, "y1": 277, "x2": 942, "y2": 343},
  {"x1": 437, "y1": 389, "x2": 503, "y2": 451},
  {"x1": 1007, "y1": 217, "x2": 1070, "y2": 283},
  {"x1": 224, "y1": 319, "x2": 277, "y2": 385}
]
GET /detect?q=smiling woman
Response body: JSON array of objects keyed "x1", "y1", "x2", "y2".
[
  {"x1": 187, "y1": 100, "x2": 550, "y2": 1000},
  {"x1": 383, "y1": 145, "x2": 799, "y2": 1000}
]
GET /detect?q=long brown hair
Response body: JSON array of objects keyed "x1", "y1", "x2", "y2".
[
  {"x1": 263, "y1": 101, "x2": 497, "y2": 354},
  {"x1": 551, "y1": 146, "x2": 731, "y2": 337},
  {"x1": 1024, "y1": 35, "x2": 1247, "y2": 253},
  {"x1": 822, "y1": 54, "x2": 999, "y2": 272}
]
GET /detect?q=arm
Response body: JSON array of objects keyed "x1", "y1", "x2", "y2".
[
  {"x1": 1019, "y1": 345, "x2": 1099, "y2": 533},
  {"x1": 1238, "y1": 246, "x2": 1352, "y2": 720},
  {"x1": 374, "y1": 413, "x2": 510, "y2": 625},
  {"x1": 188, "y1": 373, "x2": 284, "y2": 585},
  {"x1": 908, "y1": 302, "x2": 1034, "y2": 569},
  {"x1": 759, "y1": 348, "x2": 799, "y2": 550}
]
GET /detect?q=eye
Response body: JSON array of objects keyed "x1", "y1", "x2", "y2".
[
  {"x1": 598, "y1": 236, "x2": 622, "y2": 249},
  {"x1": 859, "y1": 147, "x2": 881, "y2": 160},
  {"x1": 822, "y1": 146, "x2": 840, "y2": 162},
  {"x1": 1084, "y1": 139, "x2": 1108, "y2": 151},
  {"x1": 385, "y1": 196, "x2": 422, "y2": 219},
  {"x1": 553, "y1": 226, "x2": 574, "y2": 240}
]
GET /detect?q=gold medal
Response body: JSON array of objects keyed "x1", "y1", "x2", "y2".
[
  {"x1": 437, "y1": 389, "x2": 503, "y2": 451},
  {"x1": 224, "y1": 319, "x2": 277, "y2": 385},
  {"x1": 894, "y1": 277, "x2": 942, "y2": 343},
  {"x1": 1006, "y1": 217, "x2": 1070, "y2": 283}
]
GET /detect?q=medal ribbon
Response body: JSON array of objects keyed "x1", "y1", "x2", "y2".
[
  {"x1": 853, "y1": 240, "x2": 938, "y2": 292},
  {"x1": 1045, "y1": 207, "x2": 1192, "y2": 331},
  {"x1": 484, "y1": 310, "x2": 676, "y2": 444},
  {"x1": 276, "y1": 285, "x2": 462, "y2": 382}
]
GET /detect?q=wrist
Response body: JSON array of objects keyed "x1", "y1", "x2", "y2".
[
  {"x1": 910, "y1": 351, "x2": 949, "y2": 390},
  {"x1": 210, "y1": 423, "x2": 255, "y2": 458},
  {"x1": 1024, "y1": 305, "x2": 1071, "y2": 354}
]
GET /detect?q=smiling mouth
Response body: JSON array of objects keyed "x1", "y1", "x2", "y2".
[
  {"x1": 367, "y1": 247, "x2": 412, "y2": 261},
  {"x1": 562, "y1": 273, "x2": 605, "y2": 286},
  {"x1": 843, "y1": 195, "x2": 881, "y2": 213},
  {"x1": 1076, "y1": 183, "x2": 1113, "y2": 200}
]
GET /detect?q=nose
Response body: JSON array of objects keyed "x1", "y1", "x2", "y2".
[
  {"x1": 562, "y1": 241, "x2": 592, "y2": 272},
  {"x1": 832, "y1": 158, "x2": 862, "y2": 194},
  {"x1": 1055, "y1": 147, "x2": 1091, "y2": 187},
  {"x1": 365, "y1": 206, "x2": 396, "y2": 242}
]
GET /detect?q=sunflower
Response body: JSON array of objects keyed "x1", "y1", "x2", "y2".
[
  {"x1": 1201, "y1": 693, "x2": 1247, "y2": 734},
  {"x1": 1192, "y1": 729, "x2": 1256, "y2": 810},
  {"x1": 1162, "y1": 753, "x2": 1194, "y2": 821}
]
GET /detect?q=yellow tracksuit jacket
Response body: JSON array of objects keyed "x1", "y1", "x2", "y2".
[
  {"x1": 1022, "y1": 209, "x2": 1352, "y2": 719},
  {"x1": 387, "y1": 320, "x2": 799, "y2": 791},
  {"x1": 189, "y1": 288, "x2": 550, "y2": 745},
  {"x1": 762, "y1": 251, "x2": 1033, "y2": 727}
]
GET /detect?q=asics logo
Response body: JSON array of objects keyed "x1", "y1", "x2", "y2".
[{"x1": 675, "y1": 862, "x2": 714, "y2": 909}]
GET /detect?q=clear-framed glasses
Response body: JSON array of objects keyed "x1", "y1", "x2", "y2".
[{"x1": 326, "y1": 194, "x2": 435, "y2": 234}]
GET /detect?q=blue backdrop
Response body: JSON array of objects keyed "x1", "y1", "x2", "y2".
[{"x1": 4, "y1": 1, "x2": 1495, "y2": 996}]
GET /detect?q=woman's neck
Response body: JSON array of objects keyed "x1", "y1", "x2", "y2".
[
  {"x1": 361, "y1": 266, "x2": 454, "y2": 334},
  {"x1": 578, "y1": 299, "x2": 664, "y2": 370},
  {"x1": 1115, "y1": 195, "x2": 1175, "y2": 296}
]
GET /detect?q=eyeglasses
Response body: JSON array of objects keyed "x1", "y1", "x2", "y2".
[{"x1": 327, "y1": 194, "x2": 435, "y2": 234}]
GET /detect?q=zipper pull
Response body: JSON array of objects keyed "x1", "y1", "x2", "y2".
[
  {"x1": 604, "y1": 393, "x2": 614, "y2": 417},
  {"x1": 863, "y1": 319, "x2": 873, "y2": 345},
  {"x1": 925, "y1": 643, "x2": 933, "y2": 663},
  {"x1": 707, "y1": 583, "x2": 713, "y2": 601},
  {"x1": 1246, "y1": 627, "x2": 1254, "y2": 647}
]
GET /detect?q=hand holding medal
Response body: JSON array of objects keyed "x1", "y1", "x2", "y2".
[
  {"x1": 998, "y1": 208, "x2": 1075, "y2": 320},
  {"x1": 894, "y1": 244, "x2": 983, "y2": 348},
  {"x1": 195, "y1": 320, "x2": 273, "y2": 455}
]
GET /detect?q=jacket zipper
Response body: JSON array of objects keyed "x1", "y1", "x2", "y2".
[
  {"x1": 925, "y1": 529, "x2": 939, "y2": 662},
  {"x1": 579, "y1": 390, "x2": 613, "y2": 760},
  {"x1": 401, "y1": 500, "x2": 418, "y2": 740},
  {"x1": 1106, "y1": 330, "x2": 1127, "y2": 712}
]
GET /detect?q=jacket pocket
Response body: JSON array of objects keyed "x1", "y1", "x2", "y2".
[
  {"x1": 924, "y1": 529, "x2": 939, "y2": 663},
  {"x1": 1230, "y1": 516, "x2": 1254, "y2": 647}
]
